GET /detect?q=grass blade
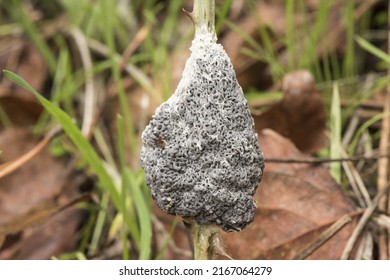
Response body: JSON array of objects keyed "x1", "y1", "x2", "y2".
[
  {"x1": 330, "y1": 83, "x2": 342, "y2": 183},
  {"x1": 2, "y1": 70, "x2": 122, "y2": 222},
  {"x1": 342, "y1": 0, "x2": 356, "y2": 77},
  {"x1": 123, "y1": 169, "x2": 152, "y2": 260},
  {"x1": 9, "y1": 0, "x2": 57, "y2": 73},
  {"x1": 215, "y1": 0, "x2": 233, "y2": 34},
  {"x1": 356, "y1": 35, "x2": 390, "y2": 64},
  {"x1": 285, "y1": 0, "x2": 295, "y2": 70}
]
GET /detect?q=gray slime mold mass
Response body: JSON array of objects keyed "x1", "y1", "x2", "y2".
[{"x1": 141, "y1": 33, "x2": 264, "y2": 232}]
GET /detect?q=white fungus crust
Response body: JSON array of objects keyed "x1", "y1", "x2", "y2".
[{"x1": 141, "y1": 33, "x2": 265, "y2": 232}]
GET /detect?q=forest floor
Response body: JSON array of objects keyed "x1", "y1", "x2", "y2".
[{"x1": 0, "y1": 0, "x2": 390, "y2": 260}]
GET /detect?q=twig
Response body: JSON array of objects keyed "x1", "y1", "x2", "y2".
[
  {"x1": 342, "y1": 159, "x2": 366, "y2": 208},
  {"x1": 0, "y1": 126, "x2": 62, "y2": 178},
  {"x1": 375, "y1": 0, "x2": 390, "y2": 260},
  {"x1": 342, "y1": 113, "x2": 359, "y2": 148},
  {"x1": 0, "y1": 194, "x2": 90, "y2": 236},
  {"x1": 265, "y1": 153, "x2": 390, "y2": 164},
  {"x1": 293, "y1": 214, "x2": 351, "y2": 260},
  {"x1": 341, "y1": 185, "x2": 390, "y2": 260},
  {"x1": 387, "y1": 1, "x2": 390, "y2": 259},
  {"x1": 354, "y1": 231, "x2": 374, "y2": 260},
  {"x1": 341, "y1": 149, "x2": 371, "y2": 207}
]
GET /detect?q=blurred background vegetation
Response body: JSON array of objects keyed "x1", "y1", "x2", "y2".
[{"x1": 0, "y1": 0, "x2": 390, "y2": 260}]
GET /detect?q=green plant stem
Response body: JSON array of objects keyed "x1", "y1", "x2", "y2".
[
  {"x1": 184, "y1": 0, "x2": 218, "y2": 261},
  {"x1": 185, "y1": 219, "x2": 220, "y2": 260},
  {"x1": 190, "y1": 0, "x2": 215, "y2": 36}
]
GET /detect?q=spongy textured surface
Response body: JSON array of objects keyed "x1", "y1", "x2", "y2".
[{"x1": 141, "y1": 32, "x2": 264, "y2": 232}]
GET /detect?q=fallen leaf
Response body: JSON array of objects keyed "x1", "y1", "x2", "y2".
[
  {"x1": 0, "y1": 208, "x2": 87, "y2": 260},
  {"x1": 0, "y1": 127, "x2": 60, "y2": 178},
  {"x1": 152, "y1": 204, "x2": 193, "y2": 260},
  {"x1": 0, "y1": 95, "x2": 42, "y2": 128},
  {"x1": 221, "y1": 129, "x2": 358, "y2": 259},
  {"x1": 0, "y1": 195, "x2": 89, "y2": 237},
  {"x1": 254, "y1": 70, "x2": 327, "y2": 153},
  {"x1": 0, "y1": 40, "x2": 48, "y2": 94},
  {"x1": 0, "y1": 128, "x2": 64, "y2": 224},
  {"x1": 0, "y1": 128, "x2": 87, "y2": 259},
  {"x1": 0, "y1": 40, "x2": 45, "y2": 128}
]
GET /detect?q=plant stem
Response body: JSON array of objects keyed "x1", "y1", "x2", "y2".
[
  {"x1": 184, "y1": 0, "x2": 218, "y2": 261},
  {"x1": 185, "y1": 218, "x2": 220, "y2": 260},
  {"x1": 190, "y1": 0, "x2": 216, "y2": 37}
]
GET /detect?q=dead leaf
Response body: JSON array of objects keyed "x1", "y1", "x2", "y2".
[
  {"x1": 152, "y1": 204, "x2": 193, "y2": 260},
  {"x1": 0, "y1": 195, "x2": 89, "y2": 237},
  {"x1": 0, "y1": 40, "x2": 48, "y2": 94},
  {"x1": 0, "y1": 128, "x2": 87, "y2": 259},
  {"x1": 0, "y1": 208, "x2": 87, "y2": 259},
  {"x1": 254, "y1": 70, "x2": 327, "y2": 153},
  {"x1": 0, "y1": 96, "x2": 42, "y2": 128},
  {"x1": 0, "y1": 39, "x2": 46, "y2": 128},
  {"x1": 0, "y1": 128, "x2": 64, "y2": 224},
  {"x1": 0, "y1": 127, "x2": 61, "y2": 178},
  {"x1": 221, "y1": 129, "x2": 358, "y2": 259}
]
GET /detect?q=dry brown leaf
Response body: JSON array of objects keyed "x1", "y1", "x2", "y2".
[
  {"x1": 0, "y1": 95, "x2": 42, "y2": 128},
  {"x1": 221, "y1": 129, "x2": 358, "y2": 259},
  {"x1": 0, "y1": 128, "x2": 87, "y2": 259},
  {"x1": 0, "y1": 40, "x2": 45, "y2": 128},
  {"x1": 0, "y1": 195, "x2": 89, "y2": 237},
  {"x1": 0, "y1": 40, "x2": 48, "y2": 94},
  {"x1": 152, "y1": 129, "x2": 352, "y2": 260},
  {"x1": 153, "y1": 204, "x2": 193, "y2": 260},
  {"x1": 254, "y1": 70, "x2": 327, "y2": 153},
  {"x1": 0, "y1": 208, "x2": 86, "y2": 259},
  {"x1": 0, "y1": 127, "x2": 60, "y2": 178},
  {"x1": 0, "y1": 128, "x2": 65, "y2": 224}
]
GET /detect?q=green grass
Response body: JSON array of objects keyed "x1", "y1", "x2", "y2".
[
  {"x1": 0, "y1": 0, "x2": 388, "y2": 260},
  {"x1": 228, "y1": 1, "x2": 386, "y2": 191},
  {"x1": 1, "y1": 0, "x2": 189, "y2": 260},
  {"x1": 3, "y1": 69, "x2": 143, "y2": 255},
  {"x1": 356, "y1": 35, "x2": 390, "y2": 64},
  {"x1": 330, "y1": 83, "x2": 342, "y2": 183},
  {"x1": 100, "y1": 0, "x2": 137, "y2": 154},
  {"x1": 6, "y1": 0, "x2": 57, "y2": 73}
]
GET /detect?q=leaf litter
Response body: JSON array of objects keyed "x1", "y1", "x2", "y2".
[
  {"x1": 0, "y1": 128, "x2": 87, "y2": 259},
  {"x1": 152, "y1": 128, "x2": 361, "y2": 260},
  {"x1": 254, "y1": 70, "x2": 327, "y2": 153},
  {"x1": 0, "y1": 0, "x2": 388, "y2": 260},
  {"x1": 221, "y1": 129, "x2": 359, "y2": 260}
]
